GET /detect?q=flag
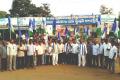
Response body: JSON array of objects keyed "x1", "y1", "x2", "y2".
[
  {"x1": 57, "y1": 32, "x2": 60, "y2": 40},
  {"x1": 101, "y1": 24, "x2": 107, "y2": 39},
  {"x1": 96, "y1": 15, "x2": 102, "y2": 37},
  {"x1": 74, "y1": 27, "x2": 76, "y2": 35},
  {"x1": 64, "y1": 27, "x2": 68, "y2": 36},
  {"x1": 118, "y1": 30, "x2": 120, "y2": 38},
  {"x1": 42, "y1": 18, "x2": 45, "y2": 27},
  {"x1": 64, "y1": 27, "x2": 70, "y2": 38},
  {"x1": 25, "y1": 32, "x2": 29, "y2": 41},
  {"x1": 111, "y1": 18, "x2": 119, "y2": 38},
  {"x1": 32, "y1": 18, "x2": 36, "y2": 30},
  {"x1": 112, "y1": 18, "x2": 117, "y2": 32},
  {"x1": 28, "y1": 19, "x2": 33, "y2": 37},
  {"x1": 52, "y1": 18, "x2": 56, "y2": 35},
  {"x1": 8, "y1": 16, "x2": 14, "y2": 32},
  {"x1": 18, "y1": 29, "x2": 22, "y2": 38}
]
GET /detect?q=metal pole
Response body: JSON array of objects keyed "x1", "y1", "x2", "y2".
[
  {"x1": 17, "y1": 16, "x2": 20, "y2": 44},
  {"x1": 10, "y1": 28, "x2": 11, "y2": 40},
  {"x1": 2, "y1": 29, "x2": 4, "y2": 40}
]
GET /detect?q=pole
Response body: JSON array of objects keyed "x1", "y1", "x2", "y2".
[
  {"x1": 10, "y1": 28, "x2": 11, "y2": 40},
  {"x1": 2, "y1": 29, "x2": 4, "y2": 40},
  {"x1": 17, "y1": 16, "x2": 20, "y2": 44}
]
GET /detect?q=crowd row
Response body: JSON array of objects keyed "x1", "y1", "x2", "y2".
[{"x1": 0, "y1": 38, "x2": 120, "y2": 73}]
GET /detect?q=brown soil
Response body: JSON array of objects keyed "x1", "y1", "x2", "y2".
[{"x1": 0, "y1": 65, "x2": 119, "y2": 80}]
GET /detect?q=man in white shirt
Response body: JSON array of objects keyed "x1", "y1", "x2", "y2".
[
  {"x1": 92, "y1": 40, "x2": 99, "y2": 67},
  {"x1": 64, "y1": 41, "x2": 72, "y2": 64},
  {"x1": 17, "y1": 41, "x2": 25, "y2": 69},
  {"x1": 27, "y1": 40, "x2": 35, "y2": 68},
  {"x1": 71, "y1": 40, "x2": 79, "y2": 65},
  {"x1": 1, "y1": 41, "x2": 7, "y2": 71},
  {"x1": 7, "y1": 40, "x2": 17, "y2": 71},
  {"x1": 36, "y1": 41, "x2": 42, "y2": 65},
  {"x1": 58, "y1": 41, "x2": 64, "y2": 64},
  {"x1": 98, "y1": 40, "x2": 104, "y2": 68},
  {"x1": 103, "y1": 39, "x2": 111, "y2": 69},
  {"x1": 108, "y1": 41, "x2": 117, "y2": 73},
  {"x1": 41, "y1": 40, "x2": 46, "y2": 65},
  {"x1": 78, "y1": 39, "x2": 87, "y2": 67},
  {"x1": 52, "y1": 40, "x2": 59, "y2": 66}
]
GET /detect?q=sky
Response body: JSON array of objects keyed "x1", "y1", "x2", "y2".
[{"x1": 0, "y1": 0, "x2": 120, "y2": 16}]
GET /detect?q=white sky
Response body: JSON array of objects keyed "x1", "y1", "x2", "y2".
[{"x1": 0, "y1": 0, "x2": 120, "y2": 16}]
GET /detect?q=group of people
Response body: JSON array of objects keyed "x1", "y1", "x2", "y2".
[{"x1": 0, "y1": 37, "x2": 120, "y2": 73}]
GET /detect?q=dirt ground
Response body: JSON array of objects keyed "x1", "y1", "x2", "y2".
[{"x1": 0, "y1": 65, "x2": 119, "y2": 80}]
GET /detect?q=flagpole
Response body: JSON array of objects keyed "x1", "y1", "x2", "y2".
[
  {"x1": 9, "y1": 25, "x2": 11, "y2": 40},
  {"x1": 17, "y1": 17, "x2": 20, "y2": 44}
]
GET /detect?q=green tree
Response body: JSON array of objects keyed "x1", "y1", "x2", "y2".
[
  {"x1": 9, "y1": 0, "x2": 31, "y2": 17},
  {"x1": 9, "y1": 0, "x2": 52, "y2": 17},
  {"x1": 118, "y1": 12, "x2": 120, "y2": 29},
  {"x1": 0, "y1": 11, "x2": 8, "y2": 18}
]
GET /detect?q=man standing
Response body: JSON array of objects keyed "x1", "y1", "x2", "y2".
[
  {"x1": 86, "y1": 40, "x2": 93, "y2": 67},
  {"x1": 98, "y1": 40, "x2": 104, "y2": 68},
  {"x1": 71, "y1": 40, "x2": 79, "y2": 65},
  {"x1": 7, "y1": 40, "x2": 17, "y2": 71},
  {"x1": 78, "y1": 39, "x2": 87, "y2": 67},
  {"x1": 64, "y1": 41, "x2": 72, "y2": 64},
  {"x1": 58, "y1": 41, "x2": 64, "y2": 64},
  {"x1": 17, "y1": 41, "x2": 25, "y2": 69},
  {"x1": 1, "y1": 41, "x2": 7, "y2": 71},
  {"x1": 103, "y1": 39, "x2": 111, "y2": 69},
  {"x1": 108, "y1": 41, "x2": 117, "y2": 73},
  {"x1": 27, "y1": 40, "x2": 35, "y2": 68},
  {"x1": 92, "y1": 39, "x2": 99, "y2": 67},
  {"x1": 52, "y1": 39, "x2": 59, "y2": 66},
  {"x1": 36, "y1": 41, "x2": 42, "y2": 65}
]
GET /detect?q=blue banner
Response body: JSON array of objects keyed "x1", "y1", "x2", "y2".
[{"x1": 46, "y1": 15, "x2": 97, "y2": 25}]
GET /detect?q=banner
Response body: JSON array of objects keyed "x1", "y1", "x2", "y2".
[{"x1": 46, "y1": 15, "x2": 97, "y2": 25}]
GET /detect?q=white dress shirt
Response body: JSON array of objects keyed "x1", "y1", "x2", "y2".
[
  {"x1": 104, "y1": 43, "x2": 111, "y2": 56},
  {"x1": 92, "y1": 44, "x2": 99, "y2": 56},
  {"x1": 78, "y1": 43, "x2": 87, "y2": 55},
  {"x1": 99, "y1": 43, "x2": 104, "y2": 54},
  {"x1": 109, "y1": 45, "x2": 117, "y2": 59},
  {"x1": 27, "y1": 44, "x2": 35, "y2": 56},
  {"x1": 36, "y1": 45, "x2": 44, "y2": 55},
  {"x1": 72, "y1": 43, "x2": 79, "y2": 54},
  {"x1": 7, "y1": 43, "x2": 17, "y2": 56}
]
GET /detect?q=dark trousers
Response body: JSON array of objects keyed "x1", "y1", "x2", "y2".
[
  {"x1": 24, "y1": 52, "x2": 28, "y2": 68},
  {"x1": 104, "y1": 56, "x2": 109, "y2": 69},
  {"x1": 17, "y1": 57, "x2": 25, "y2": 69},
  {"x1": 99, "y1": 54, "x2": 104, "y2": 68},
  {"x1": 71, "y1": 53, "x2": 78, "y2": 65},
  {"x1": 108, "y1": 58, "x2": 115, "y2": 73},
  {"x1": 37, "y1": 55, "x2": 42, "y2": 66},
  {"x1": 67, "y1": 53, "x2": 72, "y2": 64},
  {"x1": 1, "y1": 58, "x2": 7, "y2": 71},
  {"x1": 63, "y1": 52, "x2": 69, "y2": 64},
  {"x1": 58, "y1": 53, "x2": 63, "y2": 64},
  {"x1": 86, "y1": 54, "x2": 92, "y2": 67},
  {"x1": 92, "y1": 55, "x2": 98, "y2": 67},
  {"x1": 27, "y1": 55, "x2": 34, "y2": 68},
  {"x1": 46, "y1": 55, "x2": 52, "y2": 65}
]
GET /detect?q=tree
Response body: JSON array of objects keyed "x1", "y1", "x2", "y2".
[
  {"x1": 118, "y1": 12, "x2": 120, "y2": 29},
  {"x1": 100, "y1": 5, "x2": 113, "y2": 14},
  {"x1": 9, "y1": 0, "x2": 31, "y2": 17},
  {"x1": 9, "y1": 0, "x2": 52, "y2": 17},
  {"x1": 0, "y1": 11, "x2": 8, "y2": 18}
]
